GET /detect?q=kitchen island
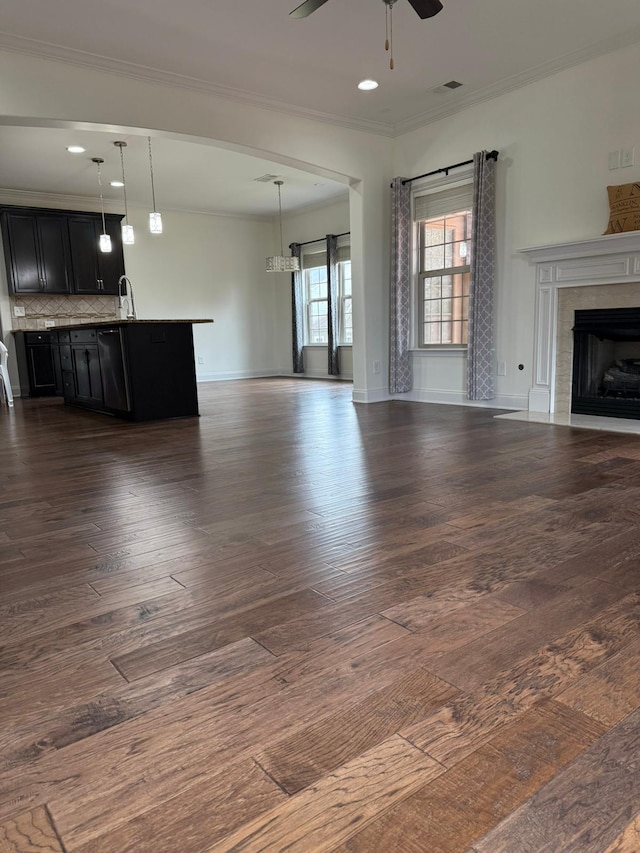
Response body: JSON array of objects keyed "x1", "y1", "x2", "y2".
[{"x1": 53, "y1": 319, "x2": 213, "y2": 421}]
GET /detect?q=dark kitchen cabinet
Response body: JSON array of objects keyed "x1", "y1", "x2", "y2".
[
  {"x1": 67, "y1": 215, "x2": 124, "y2": 295},
  {"x1": 13, "y1": 331, "x2": 63, "y2": 397},
  {"x1": 60, "y1": 321, "x2": 199, "y2": 421},
  {"x1": 1, "y1": 206, "x2": 124, "y2": 296},
  {"x1": 69, "y1": 329, "x2": 103, "y2": 405},
  {"x1": 1, "y1": 212, "x2": 71, "y2": 294}
]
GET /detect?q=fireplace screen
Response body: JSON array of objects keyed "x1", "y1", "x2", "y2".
[{"x1": 572, "y1": 307, "x2": 640, "y2": 419}]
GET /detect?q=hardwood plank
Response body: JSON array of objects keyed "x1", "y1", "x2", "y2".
[
  {"x1": 470, "y1": 708, "x2": 640, "y2": 853},
  {"x1": 554, "y1": 636, "x2": 640, "y2": 726},
  {"x1": 112, "y1": 587, "x2": 332, "y2": 680},
  {"x1": 206, "y1": 737, "x2": 443, "y2": 853},
  {"x1": 402, "y1": 592, "x2": 638, "y2": 766},
  {"x1": 0, "y1": 805, "x2": 63, "y2": 852},
  {"x1": 68, "y1": 759, "x2": 286, "y2": 853},
  {"x1": 256, "y1": 668, "x2": 458, "y2": 794},
  {"x1": 602, "y1": 814, "x2": 640, "y2": 853},
  {"x1": 338, "y1": 700, "x2": 604, "y2": 853}
]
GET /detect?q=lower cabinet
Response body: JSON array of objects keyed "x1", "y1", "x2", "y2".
[
  {"x1": 69, "y1": 330, "x2": 104, "y2": 406},
  {"x1": 13, "y1": 331, "x2": 63, "y2": 397},
  {"x1": 63, "y1": 322, "x2": 198, "y2": 421},
  {"x1": 16, "y1": 322, "x2": 199, "y2": 421}
]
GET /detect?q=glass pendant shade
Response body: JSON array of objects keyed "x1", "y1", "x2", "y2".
[
  {"x1": 122, "y1": 223, "x2": 135, "y2": 245},
  {"x1": 99, "y1": 233, "x2": 112, "y2": 253},
  {"x1": 265, "y1": 180, "x2": 299, "y2": 273},
  {"x1": 149, "y1": 211, "x2": 163, "y2": 234}
]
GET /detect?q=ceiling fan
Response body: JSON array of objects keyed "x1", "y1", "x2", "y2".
[{"x1": 290, "y1": 0, "x2": 444, "y2": 21}]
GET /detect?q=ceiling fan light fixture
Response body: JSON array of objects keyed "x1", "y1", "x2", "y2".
[{"x1": 358, "y1": 79, "x2": 379, "y2": 91}]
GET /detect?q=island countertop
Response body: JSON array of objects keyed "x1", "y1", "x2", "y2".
[{"x1": 54, "y1": 319, "x2": 214, "y2": 330}]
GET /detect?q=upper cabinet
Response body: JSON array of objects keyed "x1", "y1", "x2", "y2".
[
  {"x1": 68, "y1": 215, "x2": 124, "y2": 295},
  {"x1": 1, "y1": 207, "x2": 125, "y2": 296},
  {"x1": 1, "y1": 211, "x2": 72, "y2": 294}
]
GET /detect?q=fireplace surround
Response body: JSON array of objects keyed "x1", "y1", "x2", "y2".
[{"x1": 520, "y1": 233, "x2": 640, "y2": 418}]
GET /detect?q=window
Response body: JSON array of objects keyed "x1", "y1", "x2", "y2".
[
  {"x1": 415, "y1": 184, "x2": 472, "y2": 347},
  {"x1": 303, "y1": 247, "x2": 352, "y2": 345}
]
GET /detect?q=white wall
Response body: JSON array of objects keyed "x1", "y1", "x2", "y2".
[
  {"x1": 122, "y1": 206, "x2": 278, "y2": 381},
  {"x1": 393, "y1": 40, "x2": 640, "y2": 409},
  {"x1": 276, "y1": 198, "x2": 353, "y2": 380}
]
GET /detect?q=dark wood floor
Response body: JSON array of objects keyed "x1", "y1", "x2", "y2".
[{"x1": 0, "y1": 379, "x2": 639, "y2": 853}]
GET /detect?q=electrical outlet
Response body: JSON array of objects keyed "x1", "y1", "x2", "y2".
[
  {"x1": 621, "y1": 147, "x2": 635, "y2": 168},
  {"x1": 197, "y1": 356, "x2": 204, "y2": 365},
  {"x1": 44, "y1": 319, "x2": 55, "y2": 328},
  {"x1": 373, "y1": 360, "x2": 381, "y2": 375},
  {"x1": 497, "y1": 360, "x2": 506, "y2": 376},
  {"x1": 13, "y1": 306, "x2": 26, "y2": 317},
  {"x1": 608, "y1": 150, "x2": 621, "y2": 170}
]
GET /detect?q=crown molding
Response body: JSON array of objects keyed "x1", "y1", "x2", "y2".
[
  {"x1": 0, "y1": 32, "x2": 395, "y2": 138},
  {"x1": 0, "y1": 187, "x2": 272, "y2": 222},
  {"x1": 393, "y1": 27, "x2": 640, "y2": 136},
  {"x1": 1, "y1": 26, "x2": 639, "y2": 142}
]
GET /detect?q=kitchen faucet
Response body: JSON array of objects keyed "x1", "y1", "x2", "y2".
[{"x1": 118, "y1": 275, "x2": 137, "y2": 319}]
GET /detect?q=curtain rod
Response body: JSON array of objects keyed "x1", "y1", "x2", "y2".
[
  {"x1": 398, "y1": 150, "x2": 499, "y2": 187},
  {"x1": 294, "y1": 231, "x2": 350, "y2": 248}
]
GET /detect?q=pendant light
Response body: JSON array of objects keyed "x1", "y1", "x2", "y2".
[
  {"x1": 91, "y1": 157, "x2": 112, "y2": 253},
  {"x1": 147, "y1": 136, "x2": 163, "y2": 234},
  {"x1": 266, "y1": 180, "x2": 300, "y2": 273},
  {"x1": 114, "y1": 141, "x2": 134, "y2": 245}
]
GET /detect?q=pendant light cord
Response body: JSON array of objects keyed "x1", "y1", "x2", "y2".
[
  {"x1": 96, "y1": 160, "x2": 107, "y2": 234},
  {"x1": 119, "y1": 145, "x2": 130, "y2": 225},
  {"x1": 277, "y1": 182, "x2": 284, "y2": 256},
  {"x1": 148, "y1": 136, "x2": 157, "y2": 212}
]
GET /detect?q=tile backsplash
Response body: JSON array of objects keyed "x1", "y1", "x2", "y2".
[{"x1": 11, "y1": 295, "x2": 118, "y2": 330}]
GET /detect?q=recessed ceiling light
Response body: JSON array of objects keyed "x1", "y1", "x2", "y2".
[
  {"x1": 66, "y1": 145, "x2": 86, "y2": 154},
  {"x1": 110, "y1": 180, "x2": 125, "y2": 187},
  {"x1": 358, "y1": 79, "x2": 379, "y2": 91}
]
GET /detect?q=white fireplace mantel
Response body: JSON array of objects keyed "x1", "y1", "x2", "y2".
[{"x1": 519, "y1": 233, "x2": 640, "y2": 413}]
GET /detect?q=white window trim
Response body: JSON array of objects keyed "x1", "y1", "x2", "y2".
[
  {"x1": 411, "y1": 170, "x2": 473, "y2": 351},
  {"x1": 301, "y1": 246, "x2": 352, "y2": 348}
]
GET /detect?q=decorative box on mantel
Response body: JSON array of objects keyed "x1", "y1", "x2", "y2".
[{"x1": 519, "y1": 232, "x2": 640, "y2": 415}]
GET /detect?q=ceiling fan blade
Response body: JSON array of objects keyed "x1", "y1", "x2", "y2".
[
  {"x1": 406, "y1": 0, "x2": 444, "y2": 19},
  {"x1": 289, "y1": 0, "x2": 331, "y2": 19}
]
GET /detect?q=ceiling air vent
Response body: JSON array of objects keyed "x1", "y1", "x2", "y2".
[
  {"x1": 254, "y1": 174, "x2": 281, "y2": 183},
  {"x1": 431, "y1": 80, "x2": 463, "y2": 95}
]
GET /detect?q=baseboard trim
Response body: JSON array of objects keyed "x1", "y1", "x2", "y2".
[
  {"x1": 197, "y1": 369, "x2": 281, "y2": 383},
  {"x1": 391, "y1": 388, "x2": 529, "y2": 410},
  {"x1": 352, "y1": 387, "x2": 391, "y2": 404}
]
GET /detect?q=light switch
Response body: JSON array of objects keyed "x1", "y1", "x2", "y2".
[
  {"x1": 13, "y1": 305, "x2": 26, "y2": 317},
  {"x1": 608, "y1": 150, "x2": 621, "y2": 170}
]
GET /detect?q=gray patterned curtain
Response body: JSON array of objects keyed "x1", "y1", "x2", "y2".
[
  {"x1": 467, "y1": 151, "x2": 496, "y2": 400},
  {"x1": 389, "y1": 177, "x2": 412, "y2": 393},
  {"x1": 326, "y1": 234, "x2": 340, "y2": 376},
  {"x1": 290, "y1": 242, "x2": 304, "y2": 374}
]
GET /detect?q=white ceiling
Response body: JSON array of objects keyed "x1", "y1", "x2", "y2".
[
  {"x1": 0, "y1": 126, "x2": 348, "y2": 218},
  {"x1": 1, "y1": 0, "x2": 639, "y2": 215}
]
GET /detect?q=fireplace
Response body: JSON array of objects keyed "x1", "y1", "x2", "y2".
[
  {"x1": 572, "y1": 307, "x2": 640, "y2": 419},
  {"x1": 519, "y1": 232, "x2": 640, "y2": 418}
]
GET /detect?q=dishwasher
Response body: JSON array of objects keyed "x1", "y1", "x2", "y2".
[{"x1": 97, "y1": 328, "x2": 131, "y2": 412}]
